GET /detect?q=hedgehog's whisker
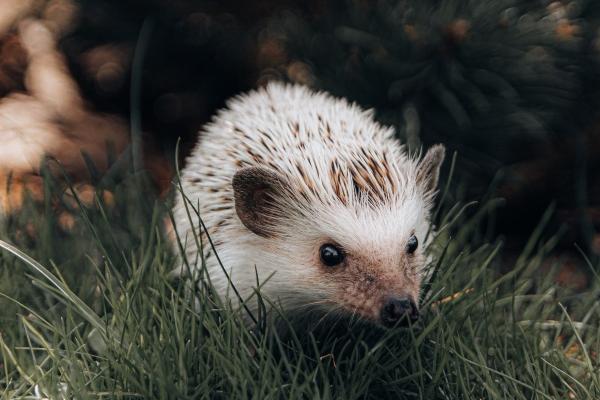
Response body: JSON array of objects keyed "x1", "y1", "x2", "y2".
[
  {"x1": 313, "y1": 305, "x2": 344, "y2": 330},
  {"x1": 348, "y1": 305, "x2": 360, "y2": 325},
  {"x1": 294, "y1": 299, "x2": 333, "y2": 311}
]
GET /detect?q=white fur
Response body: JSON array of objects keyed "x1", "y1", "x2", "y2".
[{"x1": 172, "y1": 83, "x2": 436, "y2": 319}]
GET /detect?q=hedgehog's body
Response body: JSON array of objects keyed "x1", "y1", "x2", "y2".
[{"x1": 172, "y1": 83, "x2": 444, "y2": 327}]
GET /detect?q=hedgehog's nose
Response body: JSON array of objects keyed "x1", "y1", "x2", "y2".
[{"x1": 380, "y1": 297, "x2": 419, "y2": 328}]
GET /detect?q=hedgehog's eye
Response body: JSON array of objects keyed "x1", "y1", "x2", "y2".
[
  {"x1": 406, "y1": 235, "x2": 418, "y2": 254},
  {"x1": 320, "y1": 244, "x2": 345, "y2": 267}
]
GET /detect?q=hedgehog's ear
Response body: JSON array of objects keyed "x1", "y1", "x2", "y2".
[
  {"x1": 416, "y1": 144, "x2": 446, "y2": 194},
  {"x1": 232, "y1": 166, "x2": 290, "y2": 238}
]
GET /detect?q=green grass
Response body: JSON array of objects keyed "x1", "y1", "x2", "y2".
[{"x1": 0, "y1": 166, "x2": 599, "y2": 399}]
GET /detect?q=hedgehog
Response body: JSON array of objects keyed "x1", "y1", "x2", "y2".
[{"x1": 172, "y1": 83, "x2": 445, "y2": 328}]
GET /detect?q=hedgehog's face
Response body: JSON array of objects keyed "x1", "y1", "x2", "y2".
[
  {"x1": 302, "y1": 194, "x2": 431, "y2": 327},
  {"x1": 314, "y1": 223, "x2": 423, "y2": 328},
  {"x1": 232, "y1": 145, "x2": 445, "y2": 328}
]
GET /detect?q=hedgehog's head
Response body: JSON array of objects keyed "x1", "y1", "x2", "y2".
[{"x1": 232, "y1": 145, "x2": 445, "y2": 328}]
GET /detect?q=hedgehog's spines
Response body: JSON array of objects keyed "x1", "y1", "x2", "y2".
[{"x1": 172, "y1": 82, "x2": 444, "y2": 323}]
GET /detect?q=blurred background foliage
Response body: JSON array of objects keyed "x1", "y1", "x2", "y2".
[
  {"x1": 3, "y1": 2, "x2": 600, "y2": 396},
  {"x1": 0, "y1": 0, "x2": 599, "y2": 277}
]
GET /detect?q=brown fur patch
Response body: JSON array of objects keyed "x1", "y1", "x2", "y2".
[
  {"x1": 291, "y1": 121, "x2": 299, "y2": 137},
  {"x1": 296, "y1": 163, "x2": 316, "y2": 194},
  {"x1": 323, "y1": 122, "x2": 332, "y2": 141},
  {"x1": 329, "y1": 159, "x2": 348, "y2": 205},
  {"x1": 247, "y1": 148, "x2": 264, "y2": 163},
  {"x1": 327, "y1": 149, "x2": 398, "y2": 206}
]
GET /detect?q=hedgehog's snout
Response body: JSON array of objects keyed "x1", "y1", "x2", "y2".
[{"x1": 380, "y1": 297, "x2": 419, "y2": 328}]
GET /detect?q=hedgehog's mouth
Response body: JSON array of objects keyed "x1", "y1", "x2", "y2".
[
  {"x1": 378, "y1": 297, "x2": 419, "y2": 328},
  {"x1": 334, "y1": 295, "x2": 419, "y2": 328}
]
